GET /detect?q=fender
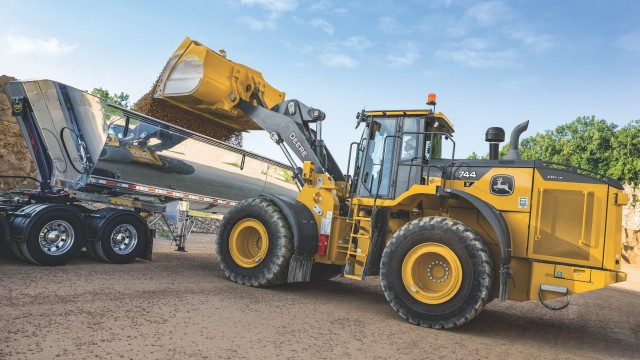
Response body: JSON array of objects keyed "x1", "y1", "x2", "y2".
[
  {"x1": 8, "y1": 204, "x2": 85, "y2": 242},
  {"x1": 260, "y1": 194, "x2": 318, "y2": 257},
  {"x1": 439, "y1": 188, "x2": 512, "y2": 301}
]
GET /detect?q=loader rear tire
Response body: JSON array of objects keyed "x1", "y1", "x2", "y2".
[
  {"x1": 380, "y1": 216, "x2": 493, "y2": 329},
  {"x1": 216, "y1": 197, "x2": 293, "y2": 287}
]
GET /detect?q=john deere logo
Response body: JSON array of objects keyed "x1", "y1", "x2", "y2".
[
  {"x1": 12, "y1": 100, "x2": 23, "y2": 113},
  {"x1": 490, "y1": 175, "x2": 514, "y2": 196}
]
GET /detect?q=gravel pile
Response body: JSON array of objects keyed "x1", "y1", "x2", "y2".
[
  {"x1": 0, "y1": 75, "x2": 38, "y2": 191},
  {"x1": 132, "y1": 78, "x2": 243, "y2": 147}
]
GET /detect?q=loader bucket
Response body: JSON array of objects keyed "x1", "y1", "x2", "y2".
[{"x1": 154, "y1": 37, "x2": 286, "y2": 131}]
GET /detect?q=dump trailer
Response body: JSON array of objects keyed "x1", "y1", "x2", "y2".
[
  {"x1": 154, "y1": 37, "x2": 628, "y2": 328},
  {"x1": 1, "y1": 79, "x2": 297, "y2": 265}
]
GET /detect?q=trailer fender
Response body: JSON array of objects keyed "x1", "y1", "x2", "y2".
[
  {"x1": 9, "y1": 204, "x2": 86, "y2": 243},
  {"x1": 439, "y1": 188, "x2": 512, "y2": 301},
  {"x1": 260, "y1": 194, "x2": 318, "y2": 257}
]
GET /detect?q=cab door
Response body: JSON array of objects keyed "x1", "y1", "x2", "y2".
[{"x1": 357, "y1": 117, "x2": 398, "y2": 199}]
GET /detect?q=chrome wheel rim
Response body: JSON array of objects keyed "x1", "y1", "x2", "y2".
[
  {"x1": 110, "y1": 224, "x2": 138, "y2": 255},
  {"x1": 39, "y1": 220, "x2": 75, "y2": 255}
]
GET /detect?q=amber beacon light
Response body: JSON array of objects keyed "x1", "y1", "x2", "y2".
[{"x1": 427, "y1": 93, "x2": 437, "y2": 106}]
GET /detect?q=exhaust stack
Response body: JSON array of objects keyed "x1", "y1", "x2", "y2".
[{"x1": 504, "y1": 120, "x2": 529, "y2": 160}]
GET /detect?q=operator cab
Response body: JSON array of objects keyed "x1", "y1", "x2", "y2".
[{"x1": 351, "y1": 100, "x2": 455, "y2": 200}]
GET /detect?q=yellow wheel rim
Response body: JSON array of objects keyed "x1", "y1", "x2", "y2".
[
  {"x1": 402, "y1": 242, "x2": 463, "y2": 304},
  {"x1": 229, "y1": 218, "x2": 269, "y2": 268}
]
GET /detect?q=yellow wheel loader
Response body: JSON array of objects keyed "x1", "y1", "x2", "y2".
[{"x1": 155, "y1": 37, "x2": 627, "y2": 328}]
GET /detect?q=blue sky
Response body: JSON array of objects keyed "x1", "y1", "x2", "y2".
[{"x1": 1, "y1": 0, "x2": 639, "y2": 168}]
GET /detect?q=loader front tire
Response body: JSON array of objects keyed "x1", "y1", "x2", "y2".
[
  {"x1": 380, "y1": 216, "x2": 493, "y2": 329},
  {"x1": 216, "y1": 197, "x2": 293, "y2": 287}
]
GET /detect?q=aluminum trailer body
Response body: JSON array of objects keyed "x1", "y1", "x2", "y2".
[{"x1": 1, "y1": 79, "x2": 297, "y2": 265}]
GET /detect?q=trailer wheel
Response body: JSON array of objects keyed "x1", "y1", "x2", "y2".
[
  {"x1": 380, "y1": 216, "x2": 493, "y2": 329},
  {"x1": 10, "y1": 204, "x2": 85, "y2": 266},
  {"x1": 87, "y1": 208, "x2": 147, "y2": 264},
  {"x1": 159, "y1": 156, "x2": 195, "y2": 175},
  {"x1": 216, "y1": 197, "x2": 293, "y2": 287}
]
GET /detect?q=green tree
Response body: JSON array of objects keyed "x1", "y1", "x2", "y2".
[
  {"x1": 609, "y1": 120, "x2": 640, "y2": 184},
  {"x1": 520, "y1": 116, "x2": 617, "y2": 176},
  {"x1": 465, "y1": 116, "x2": 639, "y2": 184},
  {"x1": 91, "y1": 87, "x2": 130, "y2": 108},
  {"x1": 467, "y1": 151, "x2": 485, "y2": 160}
]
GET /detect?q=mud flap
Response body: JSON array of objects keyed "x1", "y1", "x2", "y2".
[
  {"x1": 288, "y1": 255, "x2": 314, "y2": 283},
  {"x1": 260, "y1": 194, "x2": 318, "y2": 282},
  {"x1": 140, "y1": 228, "x2": 154, "y2": 261}
]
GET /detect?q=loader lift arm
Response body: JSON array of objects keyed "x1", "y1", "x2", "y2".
[{"x1": 154, "y1": 37, "x2": 345, "y2": 185}]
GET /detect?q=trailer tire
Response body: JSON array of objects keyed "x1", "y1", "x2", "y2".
[
  {"x1": 0, "y1": 214, "x2": 11, "y2": 258},
  {"x1": 10, "y1": 204, "x2": 85, "y2": 266},
  {"x1": 0, "y1": 240, "x2": 10, "y2": 258},
  {"x1": 84, "y1": 240, "x2": 101, "y2": 261},
  {"x1": 87, "y1": 208, "x2": 147, "y2": 264},
  {"x1": 159, "y1": 156, "x2": 195, "y2": 175},
  {"x1": 380, "y1": 216, "x2": 493, "y2": 329},
  {"x1": 9, "y1": 241, "x2": 28, "y2": 262},
  {"x1": 216, "y1": 197, "x2": 293, "y2": 287}
]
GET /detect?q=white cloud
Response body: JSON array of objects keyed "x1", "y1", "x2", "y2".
[
  {"x1": 387, "y1": 42, "x2": 420, "y2": 67},
  {"x1": 614, "y1": 31, "x2": 640, "y2": 55},
  {"x1": 239, "y1": 16, "x2": 276, "y2": 30},
  {"x1": 436, "y1": 45, "x2": 518, "y2": 69},
  {"x1": 237, "y1": 0, "x2": 298, "y2": 30},
  {"x1": 309, "y1": 19, "x2": 334, "y2": 35},
  {"x1": 500, "y1": 78, "x2": 530, "y2": 89},
  {"x1": 510, "y1": 30, "x2": 556, "y2": 53},
  {"x1": 343, "y1": 36, "x2": 372, "y2": 50},
  {"x1": 320, "y1": 53, "x2": 358, "y2": 68},
  {"x1": 6, "y1": 35, "x2": 77, "y2": 55},
  {"x1": 465, "y1": 1, "x2": 513, "y2": 27},
  {"x1": 238, "y1": 0, "x2": 298, "y2": 13},
  {"x1": 310, "y1": 0, "x2": 348, "y2": 14},
  {"x1": 435, "y1": 37, "x2": 521, "y2": 69},
  {"x1": 281, "y1": 40, "x2": 314, "y2": 53},
  {"x1": 378, "y1": 16, "x2": 399, "y2": 33}
]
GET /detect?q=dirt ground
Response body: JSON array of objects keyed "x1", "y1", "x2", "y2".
[{"x1": 1, "y1": 234, "x2": 639, "y2": 360}]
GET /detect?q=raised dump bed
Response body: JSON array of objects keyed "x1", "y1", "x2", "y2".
[{"x1": 1, "y1": 79, "x2": 297, "y2": 265}]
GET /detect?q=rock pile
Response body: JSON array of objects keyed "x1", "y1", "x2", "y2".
[
  {"x1": 622, "y1": 184, "x2": 640, "y2": 264},
  {"x1": 132, "y1": 78, "x2": 243, "y2": 147},
  {"x1": 0, "y1": 75, "x2": 37, "y2": 191}
]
